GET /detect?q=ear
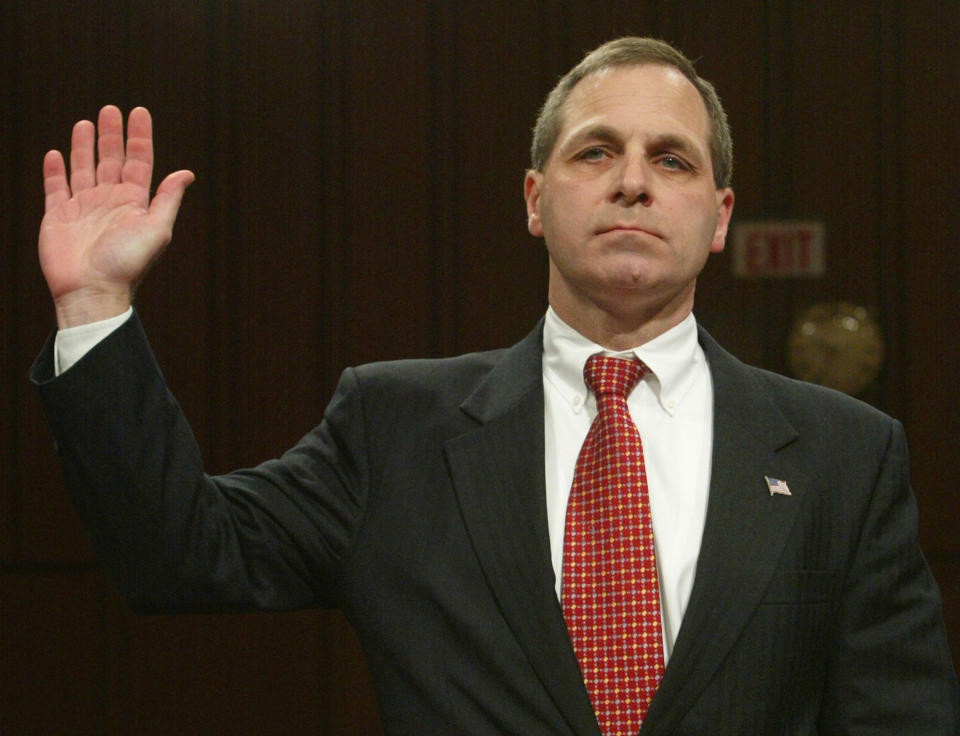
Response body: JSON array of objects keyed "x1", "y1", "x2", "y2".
[
  {"x1": 710, "y1": 187, "x2": 735, "y2": 253},
  {"x1": 523, "y1": 169, "x2": 544, "y2": 237}
]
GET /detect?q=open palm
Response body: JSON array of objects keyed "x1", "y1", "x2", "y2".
[{"x1": 39, "y1": 105, "x2": 193, "y2": 327}]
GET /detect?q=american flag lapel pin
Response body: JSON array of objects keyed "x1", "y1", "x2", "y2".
[{"x1": 765, "y1": 476, "x2": 792, "y2": 497}]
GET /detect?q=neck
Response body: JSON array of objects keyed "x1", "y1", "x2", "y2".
[{"x1": 548, "y1": 282, "x2": 695, "y2": 351}]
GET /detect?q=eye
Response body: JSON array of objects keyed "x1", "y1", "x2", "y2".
[
  {"x1": 657, "y1": 155, "x2": 691, "y2": 172},
  {"x1": 576, "y1": 146, "x2": 608, "y2": 162}
]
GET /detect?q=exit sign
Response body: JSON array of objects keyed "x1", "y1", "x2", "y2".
[{"x1": 731, "y1": 220, "x2": 825, "y2": 278}]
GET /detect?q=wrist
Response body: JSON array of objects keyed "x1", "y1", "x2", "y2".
[{"x1": 53, "y1": 289, "x2": 133, "y2": 329}]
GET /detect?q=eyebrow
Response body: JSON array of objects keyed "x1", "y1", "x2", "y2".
[
  {"x1": 560, "y1": 125, "x2": 706, "y2": 164},
  {"x1": 559, "y1": 124, "x2": 622, "y2": 153},
  {"x1": 647, "y1": 133, "x2": 702, "y2": 159}
]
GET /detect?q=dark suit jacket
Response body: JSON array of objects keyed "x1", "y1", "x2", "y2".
[{"x1": 32, "y1": 313, "x2": 959, "y2": 735}]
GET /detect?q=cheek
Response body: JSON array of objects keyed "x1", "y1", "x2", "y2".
[
  {"x1": 674, "y1": 194, "x2": 720, "y2": 239},
  {"x1": 542, "y1": 191, "x2": 592, "y2": 242},
  {"x1": 539, "y1": 196, "x2": 569, "y2": 244}
]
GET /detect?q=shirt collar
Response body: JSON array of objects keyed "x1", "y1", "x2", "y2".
[{"x1": 542, "y1": 306, "x2": 705, "y2": 416}]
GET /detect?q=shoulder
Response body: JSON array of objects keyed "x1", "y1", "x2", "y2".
[
  {"x1": 700, "y1": 326, "x2": 898, "y2": 440},
  {"x1": 348, "y1": 348, "x2": 508, "y2": 403},
  {"x1": 343, "y1": 319, "x2": 546, "y2": 409},
  {"x1": 752, "y1": 363, "x2": 890, "y2": 425}
]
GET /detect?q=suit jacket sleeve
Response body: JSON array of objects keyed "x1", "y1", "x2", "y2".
[
  {"x1": 818, "y1": 416, "x2": 959, "y2": 733},
  {"x1": 30, "y1": 311, "x2": 368, "y2": 613}
]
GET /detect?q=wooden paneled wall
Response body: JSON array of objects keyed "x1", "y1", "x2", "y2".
[{"x1": 2, "y1": 1, "x2": 957, "y2": 732}]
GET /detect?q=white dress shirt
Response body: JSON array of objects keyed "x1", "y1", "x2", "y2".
[
  {"x1": 542, "y1": 307, "x2": 713, "y2": 662},
  {"x1": 54, "y1": 307, "x2": 132, "y2": 376},
  {"x1": 56, "y1": 306, "x2": 713, "y2": 661}
]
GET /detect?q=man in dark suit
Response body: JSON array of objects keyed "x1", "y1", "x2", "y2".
[{"x1": 31, "y1": 37, "x2": 958, "y2": 734}]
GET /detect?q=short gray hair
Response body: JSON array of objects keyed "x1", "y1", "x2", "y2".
[{"x1": 530, "y1": 37, "x2": 733, "y2": 188}]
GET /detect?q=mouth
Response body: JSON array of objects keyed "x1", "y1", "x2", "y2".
[{"x1": 596, "y1": 224, "x2": 662, "y2": 239}]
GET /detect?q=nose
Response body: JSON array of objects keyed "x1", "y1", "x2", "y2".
[{"x1": 613, "y1": 155, "x2": 651, "y2": 205}]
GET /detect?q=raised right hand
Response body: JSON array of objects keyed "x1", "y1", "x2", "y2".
[{"x1": 39, "y1": 105, "x2": 194, "y2": 328}]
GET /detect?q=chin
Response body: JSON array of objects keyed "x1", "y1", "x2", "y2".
[
  {"x1": 596, "y1": 271, "x2": 692, "y2": 306},
  {"x1": 604, "y1": 264, "x2": 660, "y2": 290}
]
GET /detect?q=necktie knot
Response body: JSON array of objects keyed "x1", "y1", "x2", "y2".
[{"x1": 584, "y1": 354, "x2": 646, "y2": 399}]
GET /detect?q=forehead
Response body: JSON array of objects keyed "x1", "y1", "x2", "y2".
[{"x1": 558, "y1": 64, "x2": 711, "y2": 148}]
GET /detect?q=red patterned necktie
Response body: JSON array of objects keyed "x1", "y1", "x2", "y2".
[{"x1": 562, "y1": 354, "x2": 664, "y2": 735}]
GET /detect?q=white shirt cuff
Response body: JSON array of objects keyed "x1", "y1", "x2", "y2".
[{"x1": 54, "y1": 307, "x2": 134, "y2": 376}]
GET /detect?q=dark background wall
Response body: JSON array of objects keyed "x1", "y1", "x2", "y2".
[{"x1": 2, "y1": 1, "x2": 957, "y2": 733}]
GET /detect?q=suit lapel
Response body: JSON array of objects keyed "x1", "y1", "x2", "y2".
[
  {"x1": 443, "y1": 323, "x2": 806, "y2": 735},
  {"x1": 642, "y1": 328, "x2": 804, "y2": 734},
  {"x1": 444, "y1": 322, "x2": 601, "y2": 736}
]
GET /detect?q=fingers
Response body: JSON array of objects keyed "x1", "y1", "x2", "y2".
[
  {"x1": 51, "y1": 105, "x2": 162, "y2": 207},
  {"x1": 96, "y1": 105, "x2": 125, "y2": 185},
  {"x1": 69, "y1": 119, "x2": 95, "y2": 193},
  {"x1": 43, "y1": 149, "x2": 70, "y2": 213},
  {"x1": 121, "y1": 107, "x2": 155, "y2": 193}
]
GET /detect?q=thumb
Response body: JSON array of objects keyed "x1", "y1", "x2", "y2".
[{"x1": 148, "y1": 169, "x2": 196, "y2": 233}]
